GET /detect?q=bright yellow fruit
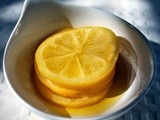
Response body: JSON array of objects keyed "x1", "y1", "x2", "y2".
[
  {"x1": 35, "y1": 27, "x2": 119, "y2": 89},
  {"x1": 35, "y1": 63, "x2": 115, "y2": 97},
  {"x1": 35, "y1": 78, "x2": 111, "y2": 108}
]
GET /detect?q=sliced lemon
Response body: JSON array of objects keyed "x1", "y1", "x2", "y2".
[
  {"x1": 35, "y1": 27, "x2": 119, "y2": 89},
  {"x1": 35, "y1": 78, "x2": 110, "y2": 108},
  {"x1": 35, "y1": 64, "x2": 115, "y2": 97}
]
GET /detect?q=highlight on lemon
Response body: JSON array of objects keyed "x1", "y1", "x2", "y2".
[{"x1": 34, "y1": 26, "x2": 119, "y2": 108}]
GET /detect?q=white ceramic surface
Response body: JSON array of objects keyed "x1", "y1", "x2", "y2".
[{"x1": 3, "y1": 0, "x2": 155, "y2": 120}]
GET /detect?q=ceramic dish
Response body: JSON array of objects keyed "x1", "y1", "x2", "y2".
[{"x1": 3, "y1": 0, "x2": 155, "y2": 119}]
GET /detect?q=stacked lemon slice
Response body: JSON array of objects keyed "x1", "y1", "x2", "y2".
[{"x1": 34, "y1": 27, "x2": 119, "y2": 108}]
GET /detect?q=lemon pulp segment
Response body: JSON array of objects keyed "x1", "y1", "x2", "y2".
[
  {"x1": 34, "y1": 26, "x2": 119, "y2": 108},
  {"x1": 35, "y1": 27, "x2": 119, "y2": 88}
]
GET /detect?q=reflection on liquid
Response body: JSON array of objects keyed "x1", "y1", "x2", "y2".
[{"x1": 33, "y1": 36, "x2": 138, "y2": 117}]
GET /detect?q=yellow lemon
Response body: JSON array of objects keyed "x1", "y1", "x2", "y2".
[
  {"x1": 35, "y1": 64, "x2": 115, "y2": 97},
  {"x1": 35, "y1": 27, "x2": 119, "y2": 89},
  {"x1": 35, "y1": 78, "x2": 111, "y2": 108}
]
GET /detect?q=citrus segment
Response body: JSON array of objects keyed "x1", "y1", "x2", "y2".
[
  {"x1": 36, "y1": 78, "x2": 109, "y2": 108},
  {"x1": 35, "y1": 27, "x2": 119, "y2": 88},
  {"x1": 34, "y1": 26, "x2": 119, "y2": 108},
  {"x1": 35, "y1": 64, "x2": 115, "y2": 97}
]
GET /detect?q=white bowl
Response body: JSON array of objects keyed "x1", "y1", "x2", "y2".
[{"x1": 3, "y1": 0, "x2": 155, "y2": 119}]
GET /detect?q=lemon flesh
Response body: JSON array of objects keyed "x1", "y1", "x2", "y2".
[{"x1": 35, "y1": 27, "x2": 119, "y2": 89}]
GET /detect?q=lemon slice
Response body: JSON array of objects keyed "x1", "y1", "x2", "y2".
[
  {"x1": 35, "y1": 78, "x2": 111, "y2": 108},
  {"x1": 35, "y1": 64, "x2": 115, "y2": 97},
  {"x1": 35, "y1": 26, "x2": 119, "y2": 89}
]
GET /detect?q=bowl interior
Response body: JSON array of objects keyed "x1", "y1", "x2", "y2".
[{"x1": 4, "y1": 1, "x2": 154, "y2": 119}]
